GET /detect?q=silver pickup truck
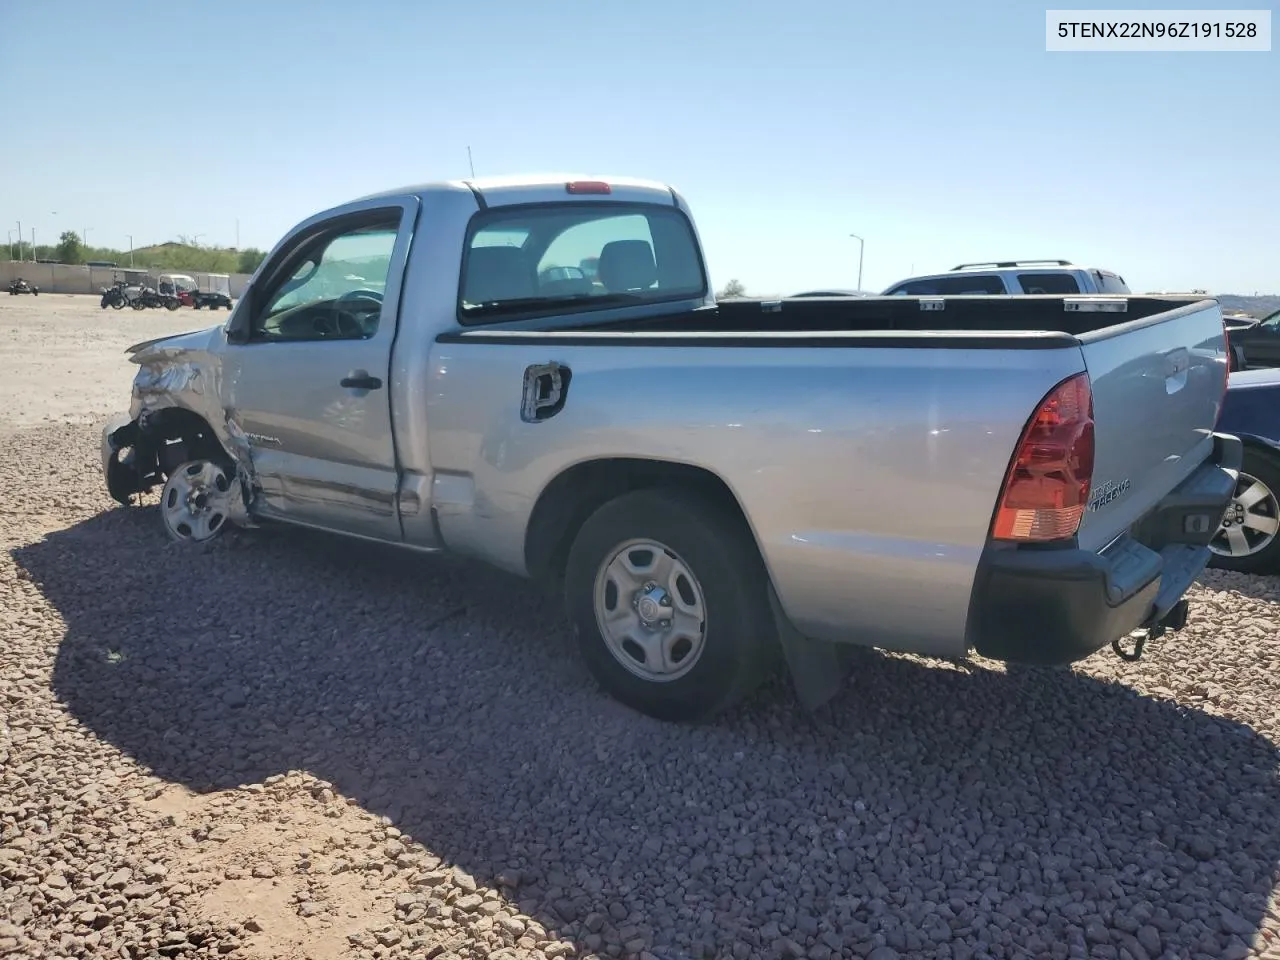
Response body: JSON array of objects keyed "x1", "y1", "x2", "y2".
[{"x1": 102, "y1": 175, "x2": 1241, "y2": 722}]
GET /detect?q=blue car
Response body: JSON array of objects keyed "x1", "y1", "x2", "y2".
[{"x1": 1210, "y1": 366, "x2": 1280, "y2": 573}]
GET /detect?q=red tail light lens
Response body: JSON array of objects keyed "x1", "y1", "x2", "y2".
[
  {"x1": 992, "y1": 372, "x2": 1095, "y2": 542},
  {"x1": 566, "y1": 181, "x2": 611, "y2": 194}
]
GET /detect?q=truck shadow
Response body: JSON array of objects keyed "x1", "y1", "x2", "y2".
[{"x1": 17, "y1": 507, "x2": 1280, "y2": 959}]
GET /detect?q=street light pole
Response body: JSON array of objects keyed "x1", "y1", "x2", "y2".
[
  {"x1": 16, "y1": 221, "x2": 22, "y2": 261},
  {"x1": 126, "y1": 235, "x2": 134, "y2": 267},
  {"x1": 849, "y1": 233, "x2": 865, "y2": 292}
]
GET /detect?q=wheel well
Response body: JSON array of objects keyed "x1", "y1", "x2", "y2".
[
  {"x1": 1241, "y1": 438, "x2": 1280, "y2": 465},
  {"x1": 524, "y1": 458, "x2": 753, "y2": 588},
  {"x1": 139, "y1": 408, "x2": 231, "y2": 475}
]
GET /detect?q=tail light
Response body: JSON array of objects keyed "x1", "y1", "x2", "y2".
[
  {"x1": 992, "y1": 372, "x2": 1095, "y2": 543},
  {"x1": 566, "y1": 181, "x2": 611, "y2": 195}
]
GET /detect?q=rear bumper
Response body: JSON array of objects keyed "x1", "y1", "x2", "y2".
[{"x1": 967, "y1": 432, "x2": 1241, "y2": 665}]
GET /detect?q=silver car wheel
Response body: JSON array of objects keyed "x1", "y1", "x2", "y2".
[
  {"x1": 1210, "y1": 470, "x2": 1280, "y2": 558},
  {"x1": 161, "y1": 460, "x2": 232, "y2": 543},
  {"x1": 593, "y1": 538, "x2": 708, "y2": 683}
]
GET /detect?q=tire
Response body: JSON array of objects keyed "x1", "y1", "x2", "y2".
[
  {"x1": 111, "y1": 298, "x2": 125, "y2": 310},
  {"x1": 1208, "y1": 446, "x2": 1280, "y2": 574},
  {"x1": 563, "y1": 487, "x2": 778, "y2": 722}
]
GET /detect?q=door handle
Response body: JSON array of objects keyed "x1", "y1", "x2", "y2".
[{"x1": 340, "y1": 372, "x2": 383, "y2": 390}]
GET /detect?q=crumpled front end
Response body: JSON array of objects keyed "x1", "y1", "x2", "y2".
[{"x1": 101, "y1": 328, "x2": 255, "y2": 526}]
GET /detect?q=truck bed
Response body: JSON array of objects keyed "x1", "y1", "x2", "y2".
[
  {"x1": 434, "y1": 293, "x2": 1229, "y2": 653},
  {"x1": 575, "y1": 294, "x2": 1209, "y2": 337}
]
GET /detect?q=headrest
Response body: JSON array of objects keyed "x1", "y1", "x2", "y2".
[
  {"x1": 464, "y1": 246, "x2": 534, "y2": 304},
  {"x1": 598, "y1": 239, "x2": 657, "y2": 293}
]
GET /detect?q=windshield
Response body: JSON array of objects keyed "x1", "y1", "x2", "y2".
[{"x1": 459, "y1": 202, "x2": 706, "y2": 322}]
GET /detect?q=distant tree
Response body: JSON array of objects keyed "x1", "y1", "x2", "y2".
[
  {"x1": 237, "y1": 248, "x2": 267, "y2": 274},
  {"x1": 717, "y1": 279, "x2": 747, "y2": 299},
  {"x1": 55, "y1": 230, "x2": 83, "y2": 265}
]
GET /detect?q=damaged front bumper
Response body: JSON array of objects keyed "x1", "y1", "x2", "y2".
[
  {"x1": 102, "y1": 413, "x2": 156, "y2": 504},
  {"x1": 101, "y1": 410, "x2": 252, "y2": 526}
]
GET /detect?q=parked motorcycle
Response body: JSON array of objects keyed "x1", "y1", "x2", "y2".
[
  {"x1": 8, "y1": 278, "x2": 39, "y2": 296},
  {"x1": 100, "y1": 282, "x2": 128, "y2": 310},
  {"x1": 132, "y1": 286, "x2": 181, "y2": 310}
]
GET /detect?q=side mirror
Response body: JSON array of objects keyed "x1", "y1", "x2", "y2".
[{"x1": 225, "y1": 290, "x2": 252, "y2": 343}]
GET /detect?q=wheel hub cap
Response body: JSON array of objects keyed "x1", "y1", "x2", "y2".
[
  {"x1": 1210, "y1": 470, "x2": 1280, "y2": 559},
  {"x1": 634, "y1": 582, "x2": 671, "y2": 626},
  {"x1": 593, "y1": 540, "x2": 708, "y2": 683},
  {"x1": 162, "y1": 461, "x2": 232, "y2": 542}
]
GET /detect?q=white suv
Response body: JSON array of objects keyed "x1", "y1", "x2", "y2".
[{"x1": 883, "y1": 259, "x2": 1131, "y2": 296}]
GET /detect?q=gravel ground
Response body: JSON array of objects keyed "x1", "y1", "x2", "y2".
[{"x1": 3, "y1": 296, "x2": 1280, "y2": 960}]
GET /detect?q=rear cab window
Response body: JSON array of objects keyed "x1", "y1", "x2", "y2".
[
  {"x1": 885, "y1": 274, "x2": 1007, "y2": 296},
  {"x1": 1015, "y1": 272, "x2": 1081, "y2": 294},
  {"x1": 459, "y1": 203, "x2": 707, "y2": 323}
]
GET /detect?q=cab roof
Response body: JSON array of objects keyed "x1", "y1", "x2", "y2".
[{"x1": 355, "y1": 174, "x2": 680, "y2": 208}]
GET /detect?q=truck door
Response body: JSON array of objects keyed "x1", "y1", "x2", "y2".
[{"x1": 220, "y1": 197, "x2": 418, "y2": 541}]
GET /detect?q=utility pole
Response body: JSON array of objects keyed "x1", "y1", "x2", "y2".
[
  {"x1": 83, "y1": 227, "x2": 91, "y2": 248},
  {"x1": 16, "y1": 221, "x2": 22, "y2": 261},
  {"x1": 467, "y1": 146, "x2": 475, "y2": 179},
  {"x1": 849, "y1": 233, "x2": 865, "y2": 292},
  {"x1": 127, "y1": 235, "x2": 134, "y2": 267},
  {"x1": 31, "y1": 228, "x2": 36, "y2": 261}
]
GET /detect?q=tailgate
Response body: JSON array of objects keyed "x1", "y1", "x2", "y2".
[{"x1": 1074, "y1": 300, "x2": 1227, "y2": 553}]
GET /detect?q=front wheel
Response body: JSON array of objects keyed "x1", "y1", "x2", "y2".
[
  {"x1": 1208, "y1": 447, "x2": 1280, "y2": 574},
  {"x1": 564, "y1": 488, "x2": 778, "y2": 722},
  {"x1": 160, "y1": 460, "x2": 234, "y2": 543}
]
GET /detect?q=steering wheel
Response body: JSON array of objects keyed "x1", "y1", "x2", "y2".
[
  {"x1": 307, "y1": 306, "x2": 364, "y2": 339},
  {"x1": 337, "y1": 289, "x2": 383, "y2": 308},
  {"x1": 335, "y1": 289, "x2": 384, "y2": 337}
]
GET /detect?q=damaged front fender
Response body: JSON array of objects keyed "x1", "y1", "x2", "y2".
[{"x1": 103, "y1": 325, "x2": 257, "y2": 525}]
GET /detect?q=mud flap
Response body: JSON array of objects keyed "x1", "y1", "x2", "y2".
[{"x1": 768, "y1": 585, "x2": 850, "y2": 712}]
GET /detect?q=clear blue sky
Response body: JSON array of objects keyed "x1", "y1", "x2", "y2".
[{"x1": 0, "y1": 0, "x2": 1275, "y2": 294}]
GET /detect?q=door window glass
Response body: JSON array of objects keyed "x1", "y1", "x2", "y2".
[{"x1": 253, "y1": 220, "x2": 398, "y2": 341}]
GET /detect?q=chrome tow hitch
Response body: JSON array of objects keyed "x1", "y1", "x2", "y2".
[{"x1": 1112, "y1": 598, "x2": 1191, "y2": 662}]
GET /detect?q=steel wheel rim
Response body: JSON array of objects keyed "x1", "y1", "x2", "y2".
[
  {"x1": 1211, "y1": 469, "x2": 1280, "y2": 558},
  {"x1": 592, "y1": 538, "x2": 708, "y2": 683},
  {"x1": 161, "y1": 461, "x2": 232, "y2": 542}
]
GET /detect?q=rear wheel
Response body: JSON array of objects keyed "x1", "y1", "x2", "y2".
[
  {"x1": 1208, "y1": 447, "x2": 1280, "y2": 574},
  {"x1": 564, "y1": 488, "x2": 777, "y2": 722}
]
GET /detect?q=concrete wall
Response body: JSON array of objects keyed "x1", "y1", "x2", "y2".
[{"x1": 2, "y1": 262, "x2": 252, "y2": 297}]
